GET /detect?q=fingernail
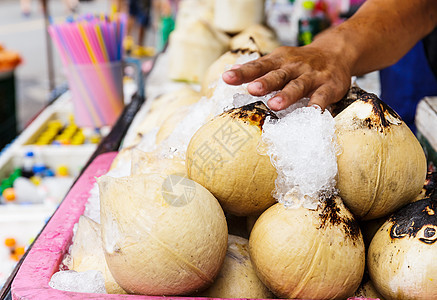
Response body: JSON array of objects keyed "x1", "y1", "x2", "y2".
[
  {"x1": 272, "y1": 96, "x2": 283, "y2": 104},
  {"x1": 231, "y1": 64, "x2": 242, "y2": 70},
  {"x1": 224, "y1": 70, "x2": 235, "y2": 79},
  {"x1": 310, "y1": 104, "x2": 321, "y2": 110},
  {"x1": 249, "y1": 82, "x2": 263, "y2": 92}
]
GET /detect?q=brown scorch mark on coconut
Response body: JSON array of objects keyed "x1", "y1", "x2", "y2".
[
  {"x1": 330, "y1": 86, "x2": 367, "y2": 117},
  {"x1": 330, "y1": 86, "x2": 402, "y2": 132},
  {"x1": 225, "y1": 101, "x2": 278, "y2": 130},
  {"x1": 318, "y1": 196, "x2": 361, "y2": 243},
  {"x1": 422, "y1": 171, "x2": 437, "y2": 199},
  {"x1": 389, "y1": 198, "x2": 437, "y2": 245}
]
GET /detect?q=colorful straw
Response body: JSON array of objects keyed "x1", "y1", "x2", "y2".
[
  {"x1": 48, "y1": 14, "x2": 126, "y2": 127},
  {"x1": 49, "y1": 13, "x2": 126, "y2": 64}
]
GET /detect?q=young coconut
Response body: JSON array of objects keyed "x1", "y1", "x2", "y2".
[
  {"x1": 334, "y1": 88, "x2": 427, "y2": 220},
  {"x1": 199, "y1": 234, "x2": 273, "y2": 298},
  {"x1": 213, "y1": 0, "x2": 265, "y2": 34},
  {"x1": 201, "y1": 41, "x2": 261, "y2": 99},
  {"x1": 168, "y1": 20, "x2": 229, "y2": 83},
  {"x1": 352, "y1": 277, "x2": 385, "y2": 299},
  {"x1": 230, "y1": 24, "x2": 281, "y2": 54},
  {"x1": 63, "y1": 216, "x2": 126, "y2": 294},
  {"x1": 130, "y1": 148, "x2": 186, "y2": 176},
  {"x1": 249, "y1": 195, "x2": 365, "y2": 299},
  {"x1": 155, "y1": 105, "x2": 192, "y2": 144},
  {"x1": 98, "y1": 173, "x2": 228, "y2": 295},
  {"x1": 127, "y1": 87, "x2": 202, "y2": 147},
  {"x1": 186, "y1": 101, "x2": 278, "y2": 216},
  {"x1": 368, "y1": 198, "x2": 437, "y2": 300}
]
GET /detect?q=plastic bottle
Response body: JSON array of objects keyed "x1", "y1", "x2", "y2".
[
  {"x1": 297, "y1": 0, "x2": 331, "y2": 46},
  {"x1": 22, "y1": 151, "x2": 35, "y2": 178},
  {"x1": 298, "y1": 0, "x2": 316, "y2": 46}
]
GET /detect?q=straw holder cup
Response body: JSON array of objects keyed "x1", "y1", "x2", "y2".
[{"x1": 66, "y1": 61, "x2": 124, "y2": 128}]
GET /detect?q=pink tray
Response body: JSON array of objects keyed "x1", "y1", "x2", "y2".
[{"x1": 11, "y1": 152, "x2": 375, "y2": 300}]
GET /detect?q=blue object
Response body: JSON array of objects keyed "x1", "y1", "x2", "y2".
[
  {"x1": 379, "y1": 41, "x2": 437, "y2": 133},
  {"x1": 32, "y1": 164, "x2": 46, "y2": 175}
]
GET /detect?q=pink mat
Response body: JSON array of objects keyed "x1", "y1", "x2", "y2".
[{"x1": 11, "y1": 152, "x2": 376, "y2": 300}]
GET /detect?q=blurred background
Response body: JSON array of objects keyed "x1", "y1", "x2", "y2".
[{"x1": 0, "y1": 0, "x2": 112, "y2": 131}]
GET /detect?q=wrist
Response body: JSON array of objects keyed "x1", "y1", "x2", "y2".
[{"x1": 309, "y1": 26, "x2": 361, "y2": 76}]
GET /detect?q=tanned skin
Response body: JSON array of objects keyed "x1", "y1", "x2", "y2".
[{"x1": 222, "y1": 0, "x2": 437, "y2": 111}]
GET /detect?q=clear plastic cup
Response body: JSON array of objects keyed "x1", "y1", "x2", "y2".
[{"x1": 66, "y1": 61, "x2": 124, "y2": 128}]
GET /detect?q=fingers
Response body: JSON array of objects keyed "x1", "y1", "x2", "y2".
[
  {"x1": 307, "y1": 86, "x2": 334, "y2": 111},
  {"x1": 247, "y1": 67, "x2": 297, "y2": 96},
  {"x1": 267, "y1": 75, "x2": 315, "y2": 111},
  {"x1": 222, "y1": 57, "x2": 277, "y2": 85}
]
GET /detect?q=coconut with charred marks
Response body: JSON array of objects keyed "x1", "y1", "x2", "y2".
[
  {"x1": 368, "y1": 198, "x2": 437, "y2": 300},
  {"x1": 249, "y1": 195, "x2": 365, "y2": 299},
  {"x1": 333, "y1": 88, "x2": 427, "y2": 220},
  {"x1": 186, "y1": 101, "x2": 277, "y2": 216},
  {"x1": 199, "y1": 234, "x2": 273, "y2": 298},
  {"x1": 98, "y1": 173, "x2": 228, "y2": 295},
  {"x1": 414, "y1": 171, "x2": 437, "y2": 202}
]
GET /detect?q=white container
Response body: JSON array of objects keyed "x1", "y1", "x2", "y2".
[{"x1": 214, "y1": 0, "x2": 265, "y2": 34}]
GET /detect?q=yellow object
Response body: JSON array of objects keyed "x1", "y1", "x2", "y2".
[
  {"x1": 4, "y1": 237, "x2": 16, "y2": 248},
  {"x1": 29, "y1": 176, "x2": 41, "y2": 186},
  {"x1": 14, "y1": 246, "x2": 25, "y2": 256},
  {"x1": 2, "y1": 187, "x2": 16, "y2": 201},
  {"x1": 131, "y1": 46, "x2": 155, "y2": 57},
  {"x1": 89, "y1": 134, "x2": 101, "y2": 144},
  {"x1": 57, "y1": 165, "x2": 69, "y2": 177},
  {"x1": 123, "y1": 36, "x2": 134, "y2": 52}
]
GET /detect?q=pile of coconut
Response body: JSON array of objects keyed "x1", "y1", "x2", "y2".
[{"x1": 50, "y1": 1, "x2": 437, "y2": 299}]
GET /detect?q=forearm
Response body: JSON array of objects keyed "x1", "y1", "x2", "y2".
[{"x1": 311, "y1": 0, "x2": 437, "y2": 76}]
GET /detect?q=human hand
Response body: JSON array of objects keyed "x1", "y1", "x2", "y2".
[{"x1": 222, "y1": 45, "x2": 352, "y2": 111}]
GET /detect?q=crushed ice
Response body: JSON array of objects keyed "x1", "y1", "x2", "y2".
[{"x1": 261, "y1": 99, "x2": 340, "y2": 209}]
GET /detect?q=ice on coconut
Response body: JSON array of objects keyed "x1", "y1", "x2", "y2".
[
  {"x1": 49, "y1": 270, "x2": 106, "y2": 294},
  {"x1": 83, "y1": 184, "x2": 101, "y2": 223},
  {"x1": 261, "y1": 104, "x2": 340, "y2": 209}
]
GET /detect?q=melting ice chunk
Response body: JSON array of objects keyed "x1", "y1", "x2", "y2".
[{"x1": 49, "y1": 270, "x2": 106, "y2": 294}]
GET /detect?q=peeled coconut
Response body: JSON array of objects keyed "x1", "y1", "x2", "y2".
[
  {"x1": 128, "y1": 87, "x2": 202, "y2": 146},
  {"x1": 201, "y1": 43, "x2": 261, "y2": 98},
  {"x1": 175, "y1": 0, "x2": 214, "y2": 30},
  {"x1": 368, "y1": 198, "x2": 437, "y2": 299},
  {"x1": 186, "y1": 101, "x2": 277, "y2": 216},
  {"x1": 155, "y1": 105, "x2": 192, "y2": 144},
  {"x1": 353, "y1": 278, "x2": 385, "y2": 299},
  {"x1": 130, "y1": 148, "x2": 186, "y2": 176},
  {"x1": 199, "y1": 234, "x2": 273, "y2": 298},
  {"x1": 64, "y1": 216, "x2": 126, "y2": 294},
  {"x1": 333, "y1": 88, "x2": 427, "y2": 220},
  {"x1": 98, "y1": 173, "x2": 228, "y2": 295},
  {"x1": 249, "y1": 196, "x2": 365, "y2": 299},
  {"x1": 168, "y1": 20, "x2": 229, "y2": 83},
  {"x1": 230, "y1": 24, "x2": 281, "y2": 54},
  {"x1": 214, "y1": 0, "x2": 265, "y2": 34}
]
